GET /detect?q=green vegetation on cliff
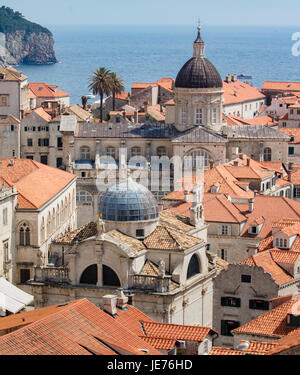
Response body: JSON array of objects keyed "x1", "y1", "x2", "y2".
[{"x1": 0, "y1": 6, "x2": 51, "y2": 35}]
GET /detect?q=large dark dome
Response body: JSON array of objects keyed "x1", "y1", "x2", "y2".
[{"x1": 175, "y1": 57, "x2": 223, "y2": 89}]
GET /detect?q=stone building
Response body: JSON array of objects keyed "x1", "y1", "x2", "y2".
[
  {"x1": 21, "y1": 178, "x2": 225, "y2": 327},
  {"x1": 213, "y1": 250, "x2": 300, "y2": 347},
  {"x1": 0, "y1": 159, "x2": 77, "y2": 284},
  {"x1": 0, "y1": 180, "x2": 18, "y2": 282},
  {"x1": 0, "y1": 66, "x2": 29, "y2": 120},
  {"x1": 0, "y1": 115, "x2": 21, "y2": 159}
]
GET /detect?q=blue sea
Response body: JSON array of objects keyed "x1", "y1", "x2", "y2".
[{"x1": 15, "y1": 25, "x2": 300, "y2": 105}]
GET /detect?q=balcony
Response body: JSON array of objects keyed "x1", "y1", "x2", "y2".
[
  {"x1": 129, "y1": 274, "x2": 172, "y2": 293},
  {"x1": 34, "y1": 266, "x2": 70, "y2": 284}
]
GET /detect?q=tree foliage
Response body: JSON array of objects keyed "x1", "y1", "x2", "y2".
[{"x1": 0, "y1": 6, "x2": 51, "y2": 34}]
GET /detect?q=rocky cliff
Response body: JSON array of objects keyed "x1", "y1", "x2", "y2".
[
  {"x1": 0, "y1": 30, "x2": 58, "y2": 65},
  {"x1": 0, "y1": 6, "x2": 57, "y2": 66}
]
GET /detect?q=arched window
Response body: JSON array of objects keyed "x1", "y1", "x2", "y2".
[
  {"x1": 130, "y1": 147, "x2": 141, "y2": 158},
  {"x1": 76, "y1": 191, "x2": 93, "y2": 203},
  {"x1": 157, "y1": 146, "x2": 167, "y2": 157},
  {"x1": 264, "y1": 148, "x2": 272, "y2": 162},
  {"x1": 80, "y1": 146, "x2": 91, "y2": 160},
  {"x1": 80, "y1": 264, "x2": 97, "y2": 285},
  {"x1": 187, "y1": 254, "x2": 200, "y2": 279},
  {"x1": 103, "y1": 265, "x2": 121, "y2": 287},
  {"x1": 186, "y1": 150, "x2": 211, "y2": 168},
  {"x1": 19, "y1": 224, "x2": 30, "y2": 246}
]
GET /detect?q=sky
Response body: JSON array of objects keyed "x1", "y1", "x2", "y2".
[{"x1": 2, "y1": 0, "x2": 300, "y2": 27}]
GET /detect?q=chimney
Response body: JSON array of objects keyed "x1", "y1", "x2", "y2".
[
  {"x1": 249, "y1": 198, "x2": 255, "y2": 213},
  {"x1": 127, "y1": 293, "x2": 135, "y2": 306},
  {"x1": 209, "y1": 161, "x2": 214, "y2": 170},
  {"x1": 184, "y1": 190, "x2": 189, "y2": 203},
  {"x1": 247, "y1": 158, "x2": 251, "y2": 167},
  {"x1": 233, "y1": 161, "x2": 239, "y2": 167},
  {"x1": 254, "y1": 190, "x2": 258, "y2": 197},
  {"x1": 116, "y1": 289, "x2": 128, "y2": 310},
  {"x1": 122, "y1": 110, "x2": 126, "y2": 119},
  {"x1": 102, "y1": 295, "x2": 117, "y2": 316},
  {"x1": 225, "y1": 75, "x2": 232, "y2": 83},
  {"x1": 287, "y1": 170, "x2": 293, "y2": 182},
  {"x1": 247, "y1": 243, "x2": 259, "y2": 257},
  {"x1": 9, "y1": 159, "x2": 14, "y2": 167},
  {"x1": 232, "y1": 74, "x2": 237, "y2": 82},
  {"x1": 239, "y1": 153, "x2": 244, "y2": 160}
]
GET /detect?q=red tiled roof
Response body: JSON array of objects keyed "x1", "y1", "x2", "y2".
[
  {"x1": 0, "y1": 299, "x2": 161, "y2": 355},
  {"x1": 233, "y1": 297, "x2": 300, "y2": 338},
  {"x1": 142, "y1": 337, "x2": 176, "y2": 350},
  {"x1": 223, "y1": 80, "x2": 265, "y2": 105},
  {"x1": 141, "y1": 321, "x2": 215, "y2": 342},
  {"x1": 278, "y1": 128, "x2": 300, "y2": 144},
  {"x1": 0, "y1": 159, "x2": 76, "y2": 209},
  {"x1": 210, "y1": 347, "x2": 244, "y2": 355},
  {"x1": 262, "y1": 82, "x2": 300, "y2": 92},
  {"x1": 239, "y1": 249, "x2": 300, "y2": 285},
  {"x1": 29, "y1": 82, "x2": 69, "y2": 98}
]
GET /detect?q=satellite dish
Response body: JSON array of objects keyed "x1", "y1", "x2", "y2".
[{"x1": 236, "y1": 341, "x2": 250, "y2": 351}]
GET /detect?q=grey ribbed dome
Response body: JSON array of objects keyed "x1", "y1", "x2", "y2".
[
  {"x1": 99, "y1": 179, "x2": 159, "y2": 222},
  {"x1": 175, "y1": 57, "x2": 223, "y2": 89}
]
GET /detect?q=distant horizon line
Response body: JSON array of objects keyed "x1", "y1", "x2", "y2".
[{"x1": 44, "y1": 23, "x2": 300, "y2": 28}]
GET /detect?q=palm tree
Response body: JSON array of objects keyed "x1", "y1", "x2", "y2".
[
  {"x1": 109, "y1": 72, "x2": 125, "y2": 111},
  {"x1": 88, "y1": 67, "x2": 112, "y2": 123}
]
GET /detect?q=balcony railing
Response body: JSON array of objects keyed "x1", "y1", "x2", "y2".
[
  {"x1": 129, "y1": 274, "x2": 172, "y2": 293},
  {"x1": 34, "y1": 266, "x2": 70, "y2": 284}
]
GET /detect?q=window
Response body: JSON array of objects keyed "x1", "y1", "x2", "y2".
[
  {"x1": 221, "y1": 297, "x2": 241, "y2": 307},
  {"x1": 157, "y1": 146, "x2": 167, "y2": 157},
  {"x1": 287, "y1": 314, "x2": 300, "y2": 327},
  {"x1": 248, "y1": 226, "x2": 258, "y2": 235},
  {"x1": 289, "y1": 147, "x2": 295, "y2": 156},
  {"x1": 3, "y1": 241, "x2": 9, "y2": 263},
  {"x1": 220, "y1": 225, "x2": 231, "y2": 236},
  {"x1": 56, "y1": 158, "x2": 63, "y2": 168},
  {"x1": 212, "y1": 108, "x2": 217, "y2": 124},
  {"x1": 294, "y1": 187, "x2": 300, "y2": 198},
  {"x1": 181, "y1": 108, "x2": 186, "y2": 124},
  {"x1": 0, "y1": 95, "x2": 9, "y2": 107},
  {"x1": 131, "y1": 147, "x2": 141, "y2": 158},
  {"x1": 187, "y1": 254, "x2": 200, "y2": 279},
  {"x1": 3, "y1": 208, "x2": 7, "y2": 225},
  {"x1": 186, "y1": 150, "x2": 210, "y2": 168},
  {"x1": 57, "y1": 137, "x2": 63, "y2": 149},
  {"x1": 291, "y1": 109, "x2": 294, "y2": 115},
  {"x1": 38, "y1": 138, "x2": 49, "y2": 147},
  {"x1": 195, "y1": 108, "x2": 203, "y2": 125},
  {"x1": 221, "y1": 320, "x2": 240, "y2": 336},
  {"x1": 297, "y1": 110, "x2": 300, "y2": 115},
  {"x1": 249, "y1": 300, "x2": 269, "y2": 310},
  {"x1": 20, "y1": 269, "x2": 31, "y2": 284},
  {"x1": 27, "y1": 139, "x2": 33, "y2": 147},
  {"x1": 11, "y1": 125, "x2": 14, "y2": 131},
  {"x1": 282, "y1": 122, "x2": 286, "y2": 127},
  {"x1": 76, "y1": 191, "x2": 92, "y2": 203},
  {"x1": 264, "y1": 148, "x2": 272, "y2": 162},
  {"x1": 136, "y1": 229, "x2": 145, "y2": 238},
  {"x1": 81, "y1": 172, "x2": 86, "y2": 178},
  {"x1": 26, "y1": 156, "x2": 34, "y2": 160},
  {"x1": 19, "y1": 224, "x2": 30, "y2": 246},
  {"x1": 40, "y1": 155, "x2": 48, "y2": 165},
  {"x1": 241, "y1": 274, "x2": 251, "y2": 283},
  {"x1": 80, "y1": 146, "x2": 91, "y2": 160},
  {"x1": 220, "y1": 249, "x2": 228, "y2": 261}
]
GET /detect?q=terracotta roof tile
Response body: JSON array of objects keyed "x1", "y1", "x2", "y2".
[
  {"x1": 209, "y1": 346, "x2": 245, "y2": 355},
  {"x1": 141, "y1": 321, "x2": 215, "y2": 342},
  {"x1": 143, "y1": 225, "x2": 203, "y2": 251},
  {"x1": 233, "y1": 297, "x2": 300, "y2": 338},
  {"x1": 29, "y1": 82, "x2": 69, "y2": 99},
  {"x1": 0, "y1": 159, "x2": 76, "y2": 210},
  {"x1": 239, "y1": 250, "x2": 294, "y2": 285},
  {"x1": 55, "y1": 222, "x2": 97, "y2": 244},
  {"x1": 262, "y1": 81, "x2": 300, "y2": 92},
  {"x1": 108, "y1": 229, "x2": 145, "y2": 253},
  {"x1": 0, "y1": 66, "x2": 27, "y2": 81},
  {"x1": 142, "y1": 337, "x2": 176, "y2": 350},
  {"x1": 223, "y1": 80, "x2": 265, "y2": 105},
  {"x1": 0, "y1": 115, "x2": 20, "y2": 125}
]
